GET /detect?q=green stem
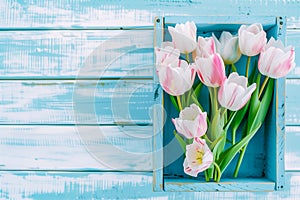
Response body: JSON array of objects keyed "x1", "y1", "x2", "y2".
[
  {"x1": 170, "y1": 95, "x2": 179, "y2": 111},
  {"x1": 186, "y1": 53, "x2": 190, "y2": 63},
  {"x1": 233, "y1": 144, "x2": 248, "y2": 178},
  {"x1": 186, "y1": 89, "x2": 192, "y2": 105},
  {"x1": 213, "y1": 162, "x2": 221, "y2": 182},
  {"x1": 209, "y1": 87, "x2": 218, "y2": 115},
  {"x1": 205, "y1": 170, "x2": 210, "y2": 182},
  {"x1": 191, "y1": 95, "x2": 204, "y2": 111},
  {"x1": 258, "y1": 76, "x2": 270, "y2": 99},
  {"x1": 245, "y1": 56, "x2": 251, "y2": 78},
  {"x1": 231, "y1": 63, "x2": 237, "y2": 72},
  {"x1": 232, "y1": 127, "x2": 237, "y2": 145},
  {"x1": 204, "y1": 134, "x2": 213, "y2": 144},
  {"x1": 221, "y1": 107, "x2": 227, "y2": 119},
  {"x1": 213, "y1": 167, "x2": 217, "y2": 181},
  {"x1": 223, "y1": 111, "x2": 237, "y2": 132},
  {"x1": 177, "y1": 96, "x2": 182, "y2": 111}
]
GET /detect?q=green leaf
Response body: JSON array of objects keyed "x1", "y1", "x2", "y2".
[
  {"x1": 256, "y1": 78, "x2": 274, "y2": 123},
  {"x1": 173, "y1": 130, "x2": 186, "y2": 153},
  {"x1": 230, "y1": 102, "x2": 249, "y2": 133},
  {"x1": 247, "y1": 73, "x2": 262, "y2": 133},
  {"x1": 207, "y1": 108, "x2": 223, "y2": 141},
  {"x1": 170, "y1": 95, "x2": 179, "y2": 112},
  {"x1": 247, "y1": 77, "x2": 274, "y2": 133},
  {"x1": 217, "y1": 123, "x2": 261, "y2": 173},
  {"x1": 223, "y1": 110, "x2": 237, "y2": 132},
  {"x1": 181, "y1": 95, "x2": 186, "y2": 108},
  {"x1": 248, "y1": 59, "x2": 258, "y2": 84},
  {"x1": 194, "y1": 82, "x2": 203, "y2": 97},
  {"x1": 210, "y1": 132, "x2": 225, "y2": 150},
  {"x1": 212, "y1": 130, "x2": 226, "y2": 161}
]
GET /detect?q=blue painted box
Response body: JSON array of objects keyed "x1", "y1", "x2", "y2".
[{"x1": 153, "y1": 16, "x2": 286, "y2": 192}]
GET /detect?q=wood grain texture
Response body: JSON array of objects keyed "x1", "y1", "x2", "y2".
[
  {"x1": 0, "y1": 0, "x2": 300, "y2": 28},
  {"x1": 0, "y1": 30, "x2": 153, "y2": 78},
  {"x1": 0, "y1": 125, "x2": 297, "y2": 173},
  {"x1": 0, "y1": 80, "x2": 153, "y2": 124},
  {"x1": 0, "y1": 125, "x2": 152, "y2": 171},
  {"x1": 286, "y1": 79, "x2": 300, "y2": 125},
  {"x1": 286, "y1": 30, "x2": 300, "y2": 78},
  {"x1": 164, "y1": 178, "x2": 275, "y2": 192},
  {"x1": 285, "y1": 126, "x2": 300, "y2": 171},
  {"x1": 153, "y1": 16, "x2": 164, "y2": 192},
  {"x1": 0, "y1": 0, "x2": 299, "y2": 198},
  {"x1": 0, "y1": 171, "x2": 299, "y2": 199}
]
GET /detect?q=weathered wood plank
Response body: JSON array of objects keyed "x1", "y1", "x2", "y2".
[
  {"x1": 0, "y1": 80, "x2": 153, "y2": 124},
  {"x1": 286, "y1": 30, "x2": 300, "y2": 78},
  {"x1": 0, "y1": 125, "x2": 297, "y2": 172},
  {"x1": 0, "y1": 0, "x2": 300, "y2": 28},
  {"x1": 285, "y1": 126, "x2": 300, "y2": 171},
  {"x1": 286, "y1": 79, "x2": 300, "y2": 125},
  {"x1": 0, "y1": 30, "x2": 153, "y2": 78},
  {"x1": 0, "y1": 125, "x2": 152, "y2": 171},
  {"x1": 0, "y1": 171, "x2": 299, "y2": 199}
]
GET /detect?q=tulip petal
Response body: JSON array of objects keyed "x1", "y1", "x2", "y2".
[
  {"x1": 168, "y1": 22, "x2": 197, "y2": 53},
  {"x1": 183, "y1": 138, "x2": 213, "y2": 177},
  {"x1": 238, "y1": 23, "x2": 267, "y2": 56},
  {"x1": 218, "y1": 73, "x2": 256, "y2": 111},
  {"x1": 258, "y1": 38, "x2": 296, "y2": 79}
]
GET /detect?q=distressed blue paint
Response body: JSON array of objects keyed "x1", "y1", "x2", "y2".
[
  {"x1": 0, "y1": 80, "x2": 153, "y2": 124},
  {"x1": 0, "y1": 0, "x2": 300, "y2": 28},
  {"x1": 286, "y1": 79, "x2": 300, "y2": 125},
  {"x1": 153, "y1": 16, "x2": 164, "y2": 192},
  {"x1": 0, "y1": 125, "x2": 152, "y2": 171},
  {"x1": 0, "y1": 172, "x2": 299, "y2": 199},
  {"x1": 164, "y1": 178, "x2": 275, "y2": 192},
  {"x1": 286, "y1": 30, "x2": 300, "y2": 78},
  {"x1": 0, "y1": 30, "x2": 153, "y2": 78},
  {"x1": 0, "y1": 0, "x2": 299, "y2": 199},
  {"x1": 285, "y1": 127, "x2": 300, "y2": 170}
]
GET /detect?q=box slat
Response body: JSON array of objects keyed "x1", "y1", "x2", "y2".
[
  {"x1": 0, "y1": 0, "x2": 300, "y2": 28},
  {"x1": 0, "y1": 30, "x2": 153, "y2": 79},
  {"x1": 0, "y1": 171, "x2": 299, "y2": 199},
  {"x1": 0, "y1": 125, "x2": 152, "y2": 171},
  {"x1": 0, "y1": 80, "x2": 153, "y2": 125}
]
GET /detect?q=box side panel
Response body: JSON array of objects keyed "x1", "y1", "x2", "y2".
[
  {"x1": 265, "y1": 17, "x2": 286, "y2": 190},
  {"x1": 153, "y1": 17, "x2": 164, "y2": 192}
]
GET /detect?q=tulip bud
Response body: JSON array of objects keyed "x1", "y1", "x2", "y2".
[
  {"x1": 238, "y1": 23, "x2": 267, "y2": 56},
  {"x1": 218, "y1": 72, "x2": 256, "y2": 111},
  {"x1": 168, "y1": 21, "x2": 197, "y2": 54},
  {"x1": 194, "y1": 53, "x2": 226, "y2": 88},
  {"x1": 213, "y1": 32, "x2": 241, "y2": 64},
  {"x1": 157, "y1": 59, "x2": 195, "y2": 96},
  {"x1": 258, "y1": 37, "x2": 295, "y2": 79},
  {"x1": 172, "y1": 104, "x2": 207, "y2": 139}
]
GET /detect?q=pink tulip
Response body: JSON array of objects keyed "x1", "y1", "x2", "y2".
[
  {"x1": 258, "y1": 37, "x2": 296, "y2": 79},
  {"x1": 194, "y1": 53, "x2": 226, "y2": 88},
  {"x1": 218, "y1": 72, "x2": 256, "y2": 111},
  {"x1": 238, "y1": 23, "x2": 267, "y2": 56},
  {"x1": 157, "y1": 58, "x2": 195, "y2": 96},
  {"x1": 213, "y1": 32, "x2": 241, "y2": 64},
  {"x1": 183, "y1": 138, "x2": 213, "y2": 177},
  {"x1": 155, "y1": 46, "x2": 180, "y2": 70},
  {"x1": 168, "y1": 21, "x2": 197, "y2": 53},
  {"x1": 196, "y1": 36, "x2": 216, "y2": 57},
  {"x1": 172, "y1": 104, "x2": 207, "y2": 139}
]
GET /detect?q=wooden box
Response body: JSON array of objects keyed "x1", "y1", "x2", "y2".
[{"x1": 153, "y1": 16, "x2": 286, "y2": 192}]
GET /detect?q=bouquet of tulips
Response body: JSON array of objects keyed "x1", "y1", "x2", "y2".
[{"x1": 155, "y1": 21, "x2": 295, "y2": 182}]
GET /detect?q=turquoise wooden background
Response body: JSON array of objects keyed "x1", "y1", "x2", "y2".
[{"x1": 0, "y1": 0, "x2": 300, "y2": 199}]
